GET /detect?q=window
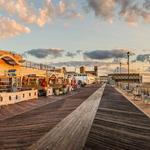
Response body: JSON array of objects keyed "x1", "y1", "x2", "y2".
[
  {"x1": 0, "y1": 97, "x2": 3, "y2": 102},
  {"x1": 9, "y1": 96, "x2": 11, "y2": 101}
]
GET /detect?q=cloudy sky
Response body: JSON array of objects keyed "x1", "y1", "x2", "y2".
[{"x1": 0, "y1": 0, "x2": 150, "y2": 65}]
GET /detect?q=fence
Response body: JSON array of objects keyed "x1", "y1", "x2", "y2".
[{"x1": 22, "y1": 61, "x2": 54, "y2": 71}]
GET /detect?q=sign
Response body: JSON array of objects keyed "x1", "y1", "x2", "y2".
[
  {"x1": 28, "y1": 74, "x2": 36, "y2": 77},
  {"x1": 8, "y1": 69, "x2": 17, "y2": 76}
]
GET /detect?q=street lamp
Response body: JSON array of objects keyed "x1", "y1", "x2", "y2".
[
  {"x1": 120, "y1": 62, "x2": 122, "y2": 74},
  {"x1": 127, "y1": 52, "x2": 130, "y2": 90}
]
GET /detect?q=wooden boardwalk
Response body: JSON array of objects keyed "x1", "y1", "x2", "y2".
[
  {"x1": 0, "y1": 86, "x2": 99, "y2": 150},
  {"x1": 0, "y1": 91, "x2": 80, "y2": 121},
  {"x1": 84, "y1": 85, "x2": 150, "y2": 150},
  {"x1": 29, "y1": 84, "x2": 105, "y2": 150}
]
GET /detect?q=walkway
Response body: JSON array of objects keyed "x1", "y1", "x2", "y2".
[
  {"x1": 29, "y1": 85, "x2": 105, "y2": 150},
  {"x1": 0, "y1": 91, "x2": 80, "y2": 121},
  {"x1": 117, "y1": 87, "x2": 150, "y2": 118},
  {"x1": 0, "y1": 86, "x2": 99, "y2": 150},
  {"x1": 84, "y1": 85, "x2": 150, "y2": 150}
]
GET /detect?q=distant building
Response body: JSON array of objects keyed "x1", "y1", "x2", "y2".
[
  {"x1": 108, "y1": 73, "x2": 142, "y2": 83},
  {"x1": 50, "y1": 68, "x2": 65, "y2": 74},
  {"x1": 99, "y1": 76, "x2": 108, "y2": 83},
  {"x1": 80, "y1": 66, "x2": 98, "y2": 76}
]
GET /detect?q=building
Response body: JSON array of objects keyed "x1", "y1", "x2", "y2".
[
  {"x1": 99, "y1": 76, "x2": 108, "y2": 83},
  {"x1": 80, "y1": 66, "x2": 98, "y2": 76},
  {"x1": 108, "y1": 73, "x2": 141, "y2": 83}
]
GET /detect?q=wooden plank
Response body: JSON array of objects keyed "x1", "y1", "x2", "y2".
[
  {"x1": 0, "y1": 85, "x2": 99, "y2": 150},
  {"x1": 84, "y1": 85, "x2": 150, "y2": 150},
  {"x1": 116, "y1": 87, "x2": 150, "y2": 118},
  {"x1": 0, "y1": 90, "x2": 82, "y2": 121},
  {"x1": 29, "y1": 84, "x2": 105, "y2": 150}
]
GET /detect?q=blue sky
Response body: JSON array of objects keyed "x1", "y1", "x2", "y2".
[{"x1": 0, "y1": 0, "x2": 150, "y2": 60}]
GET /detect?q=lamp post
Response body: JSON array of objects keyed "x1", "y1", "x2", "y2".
[
  {"x1": 120, "y1": 62, "x2": 122, "y2": 74},
  {"x1": 127, "y1": 52, "x2": 130, "y2": 90}
]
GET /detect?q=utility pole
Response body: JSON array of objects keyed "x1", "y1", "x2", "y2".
[{"x1": 127, "y1": 52, "x2": 130, "y2": 90}]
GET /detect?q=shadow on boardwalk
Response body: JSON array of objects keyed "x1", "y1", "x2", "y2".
[{"x1": 84, "y1": 85, "x2": 150, "y2": 150}]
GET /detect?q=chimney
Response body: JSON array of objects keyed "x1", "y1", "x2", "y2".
[
  {"x1": 62, "y1": 67, "x2": 66, "y2": 74},
  {"x1": 94, "y1": 66, "x2": 98, "y2": 76}
]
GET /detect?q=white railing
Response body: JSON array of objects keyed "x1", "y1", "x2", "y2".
[{"x1": 0, "y1": 90, "x2": 38, "y2": 106}]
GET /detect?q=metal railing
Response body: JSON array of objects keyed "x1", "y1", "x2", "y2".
[
  {"x1": 0, "y1": 50, "x2": 55, "y2": 71},
  {"x1": 21, "y1": 61, "x2": 54, "y2": 71}
]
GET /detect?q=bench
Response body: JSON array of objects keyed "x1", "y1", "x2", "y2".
[
  {"x1": 132, "y1": 90, "x2": 142, "y2": 100},
  {"x1": 143, "y1": 95, "x2": 150, "y2": 104}
]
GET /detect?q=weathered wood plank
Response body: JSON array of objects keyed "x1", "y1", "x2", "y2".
[
  {"x1": 0, "y1": 86, "x2": 99, "y2": 150},
  {"x1": 29, "y1": 84, "x2": 105, "y2": 150},
  {"x1": 0, "y1": 90, "x2": 82, "y2": 121},
  {"x1": 84, "y1": 85, "x2": 150, "y2": 150}
]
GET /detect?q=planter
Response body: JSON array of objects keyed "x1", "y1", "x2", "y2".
[
  {"x1": 55, "y1": 89, "x2": 60, "y2": 96},
  {"x1": 63, "y1": 88, "x2": 68, "y2": 94}
]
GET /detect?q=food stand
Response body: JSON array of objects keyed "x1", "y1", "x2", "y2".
[
  {"x1": 22, "y1": 74, "x2": 53, "y2": 96},
  {"x1": 0, "y1": 69, "x2": 22, "y2": 92},
  {"x1": 48, "y1": 73, "x2": 66, "y2": 95},
  {"x1": 0, "y1": 71, "x2": 38, "y2": 106}
]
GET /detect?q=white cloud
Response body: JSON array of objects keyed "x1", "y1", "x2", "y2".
[
  {"x1": 0, "y1": 17, "x2": 30, "y2": 39},
  {"x1": 0, "y1": 0, "x2": 83, "y2": 39},
  {"x1": 87, "y1": 0, "x2": 150, "y2": 25},
  {"x1": 0, "y1": 0, "x2": 82, "y2": 27},
  {"x1": 58, "y1": 0, "x2": 68, "y2": 14},
  {"x1": 37, "y1": 0, "x2": 54, "y2": 27},
  {"x1": 57, "y1": 0, "x2": 83, "y2": 20},
  {"x1": 0, "y1": 0, "x2": 37, "y2": 24}
]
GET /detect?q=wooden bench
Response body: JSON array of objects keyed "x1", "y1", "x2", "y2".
[{"x1": 132, "y1": 90, "x2": 142, "y2": 100}]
